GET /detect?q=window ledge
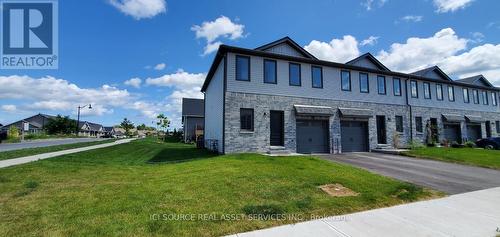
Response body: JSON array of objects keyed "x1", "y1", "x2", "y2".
[{"x1": 240, "y1": 130, "x2": 254, "y2": 134}]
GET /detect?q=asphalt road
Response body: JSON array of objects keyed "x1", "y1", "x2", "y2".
[
  {"x1": 321, "y1": 152, "x2": 500, "y2": 194},
  {"x1": 0, "y1": 138, "x2": 107, "y2": 152}
]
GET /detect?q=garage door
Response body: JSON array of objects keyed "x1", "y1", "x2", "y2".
[
  {"x1": 444, "y1": 124, "x2": 461, "y2": 143},
  {"x1": 341, "y1": 121, "x2": 369, "y2": 152},
  {"x1": 296, "y1": 120, "x2": 329, "y2": 153},
  {"x1": 466, "y1": 124, "x2": 481, "y2": 141}
]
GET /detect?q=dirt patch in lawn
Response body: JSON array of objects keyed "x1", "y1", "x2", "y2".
[{"x1": 319, "y1": 183, "x2": 359, "y2": 197}]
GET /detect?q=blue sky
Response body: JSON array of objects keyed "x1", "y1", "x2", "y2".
[{"x1": 1, "y1": 0, "x2": 499, "y2": 128}]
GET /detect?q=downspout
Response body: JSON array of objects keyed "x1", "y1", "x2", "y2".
[{"x1": 405, "y1": 77, "x2": 413, "y2": 142}]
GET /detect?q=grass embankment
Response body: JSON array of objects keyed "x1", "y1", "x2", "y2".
[
  {"x1": 0, "y1": 138, "x2": 439, "y2": 236},
  {"x1": 403, "y1": 147, "x2": 500, "y2": 170}
]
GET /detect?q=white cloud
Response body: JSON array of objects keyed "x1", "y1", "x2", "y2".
[
  {"x1": 360, "y1": 36, "x2": 379, "y2": 46},
  {"x1": 191, "y1": 16, "x2": 244, "y2": 55},
  {"x1": 401, "y1": 15, "x2": 423, "y2": 22},
  {"x1": 470, "y1": 32, "x2": 484, "y2": 43},
  {"x1": 124, "y1": 77, "x2": 142, "y2": 88},
  {"x1": 376, "y1": 28, "x2": 468, "y2": 72},
  {"x1": 145, "y1": 69, "x2": 205, "y2": 89},
  {"x1": 154, "y1": 63, "x2": 166, "y2": 70},
  {"x1": 433, "y1": 0, "x2": 473, "y2": 13},
  {"x1": 361, "y1": 0, "x2": 387, "y2": 10},
  {"x1": 304, "y1": 35, "x2": 360, "y2": 62},
  {"x1": 109, "y1": 0, "x2": 166, "y2": 19},
  {"x1": 1, "y1": 105, "x2": 17, "y2": 112},
  {"x1": 440, "y1": 43, "x2": 500, "y2": 86},
  {"x1": 0, "y1": 75, "x2": 146, "y2": 117}
]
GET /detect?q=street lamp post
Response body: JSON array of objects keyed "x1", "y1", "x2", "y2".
[{"x1": 75, "y1": 104, "x2": 92, "y2": 135}]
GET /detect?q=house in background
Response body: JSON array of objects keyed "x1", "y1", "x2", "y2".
[
  {"x1": 182, "y1": 98, "x2": 204, "y2": 143},
  {"x1": 0, "y1": 113, "x2": 55, "y2": 134},
  {"x1": 77, "y1": 121, "x2": 105, "y2": 137},
  {"x1": 201, "y1": 37, "x2": 500, "y2": 154}
]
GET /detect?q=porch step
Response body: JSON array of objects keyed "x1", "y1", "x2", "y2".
[
  {"x1": 267, "y1": 146, "x2": 291, "y2": 155},
  {"x1": 376, "y1": 144, "x2": 393, "y2": 149},
  {"x1": 372, "y1": 148, "x2": 409, "y2": 155}
]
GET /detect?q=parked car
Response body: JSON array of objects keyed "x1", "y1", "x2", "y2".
[{"x1": 475, "y1": 137, "x2": 500, "y2": 150}]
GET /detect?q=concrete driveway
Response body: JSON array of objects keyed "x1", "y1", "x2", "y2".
[
  {"x1": 321, "y1": 152, "x2": 500, "y2": 194},
  {"x1": 0, "y1": 138, "x2": 107, "y2": 152}
]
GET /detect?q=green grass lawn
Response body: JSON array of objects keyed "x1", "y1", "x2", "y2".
[
  {"x1": 0, "y1": 139, "x2": 439, "y2": 236},
  {"x1": 0, "y1": 139, "x2": 116, "y2": 161},
  {"x1": 403, "y1": 147, "x2": 500, "y2": 170}
]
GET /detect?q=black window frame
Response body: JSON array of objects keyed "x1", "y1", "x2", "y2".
[
  {"x1": 462, "y1": 88, "x2": 469, "y2": 103},
  {"x1": 436, "y1": 84, "x2": 443, "y2": 101},
  {"x1": 415, "y1": 116, "x2": 423, "y2": 133},
  {"x1": 288, "y1": 62, "x2": 301, "y2": 86},
  {"x1": 423, "y1": 82, "x2": 431, "y2": 99},
  {"x1": 395, "y1": 115, "x2": 404, "y2": 133},
  {"x1": 311, "y1": 65, "x2": 323, "y2": 89},
  {"x1": 496, "y1": 121, "x2": 500, "y2": 133},
  {"x1": 492, "y1": 92, "x2": 498, "y2": 106},
  {"x1": 240, "y1": 108, "x2": 254, "y2": 131},
  {"x1": 263, "y1": 59, "x2": 277, "y2": 84},
  {"x1": 482, "y1": 91, "x2": 489, "y2": 105},
  {"x1": 448, "y1": 85, "x2": 455, "y2": 102},
  {"x1": 393, "y1": 77, "x2": 402, "y2": 96},
  {"x1": 473, "y1": 89, "x2": 479, "y2": 104},
  {"x1": 359, "y1": 72, "x2": 369, "y2": 93},
  {"x1": 235, "y1": 55, "x2": 251, "y2": 81},
  {"x1": 410, "y1": 80, "x2": 418, "y2": 98},
  {"x1": 377, "y1": 75, "x2": 386, "y2": 95},
  {"x1": 341, "y1": 70, "x2": 351, "y2": 91}
]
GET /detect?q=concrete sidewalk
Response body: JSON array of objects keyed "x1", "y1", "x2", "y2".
[
  {"x1": 230, "y1": 187, "x2": 500, "y2": 237},
  {"x1": 0, "y1": 138, "x2": 136, "y2": 169}
]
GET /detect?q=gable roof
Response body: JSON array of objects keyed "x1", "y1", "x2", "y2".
[
  {"x1": 182, "y1": 98, "x2": 204, "y2": 117},
  {"x1": 410, "y1": 66, "x2": 452, "y2": 82},
  {"x1": 254, "y1": 36, "x2": 317, "y2": 60},
  {"x1": 455, "y1": 75, "x2": 494, "y2": 88},
  {"x1": 345, "y1": 53, "x2": 390, "y2": 71}
]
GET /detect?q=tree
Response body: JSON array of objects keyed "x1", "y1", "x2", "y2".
[
  {"x1": 7, "y1": 125, "x2": 19, "y2": 140},
  {"x1": 45, "y1": 115, "x2": 76, "y2": 135},
  {"x1": 120, "y1": 118, "x2": 135, "y2": 136},
  {"x1": 156, "y1": 114, "x2": 170, "y2": 132},
  {"x1": 136, "y1": 123, "x2": 147, "y2": 130}
]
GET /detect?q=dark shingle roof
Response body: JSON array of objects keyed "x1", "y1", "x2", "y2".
[
  {"x1": 455, "y1": 75, "x2": 494, "y2": 88},
  {"x1": 345, "y1": 53, "x2": 391, "y2": 71},
  {"x1": 410, "y1": 66, "x2": 452, "y2": 81},
  {"x1": 182, "y1": 98, "x2": 204, "y2": 117}
]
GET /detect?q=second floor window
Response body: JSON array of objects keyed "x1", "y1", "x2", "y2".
[
  {"x1": 240, "y1": 108, "x2": 254, "y2": 131},
  {"x1": 448, "y1": 86, "x2": 455, "y2": 102},
  {"x1": 473, "y1": 90, "x2": 479, "y2": 104},
  {"x1": 492, "y1": 92, "x2": 498, "y2": 106},
  {"x1": 463, "y1": 88, "x2": 469, "y2": 103},
  {"x1": 311, "y1": 66, "x2": 323, "y2": 88},
  {"x1": 377, "y1": 75, "x2": 386, "y2": 95},
  {"x1": 359, "y1": 73, "x2": 369, "y2": 93},
  {"x1": 423, "y1": 82, "x2": 431, "y2": 99},
  {"x1": 393, "y1": 78, "x2": 401, "y2": 96},
  {"x1": 410, "y1": 80, "x2": 418, "y2": 98},
  {"x1": 263, "y1": 59, "x2": 277, "y2": 84},
  {"x1": 482, "y1": 91, "x2": 489, "y2": 105},
  {"x1": 415, "y1": 117, "x2": 423, "y2": 133},
  {"x1": 289, "y1": 63, "x2": 301, "y2": 86},
  {"x1": 436, "y1": 84, "x2": 443, "y2": 100},
  {"x1": 396, "y1": 116, "x2": 403, "y2": 133},
  {"x1": 236, "y1": 55, "x2": 250, "y2": 81},
  {"x1": 341, "y1": 70, "x2": 351, "y2": 91}
]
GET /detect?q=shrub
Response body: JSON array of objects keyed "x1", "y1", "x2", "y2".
[
  {"x1": 24, "y1": 180, "x2": 39, "y2": 189},
  {"x1": 464, "y1": 141, "x2": 475, "y2": 148},
  {"x1": 7, "y1": 125, "x2": 19, "y2": 140},
  {"x1": 450, "y1": 141, "x2": 463, "y2": 148},
  {"x1": 409, "y1": 140, "x2": 424, "y2": 150},
  {"x1": 392, "y1": 183, "x2": 424, "y2": 201}
]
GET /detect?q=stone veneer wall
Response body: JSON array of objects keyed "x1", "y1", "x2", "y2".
[{"x1": 224, "y1": 92, "x2": 500, "y2": 154}]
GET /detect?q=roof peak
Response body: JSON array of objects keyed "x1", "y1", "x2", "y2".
[
  {"x1": 345, "y1": 53, "x2": 391, "y2": 71},
  {"x1": 254, "y1": 36, "x2": 317, "y2": 60}
]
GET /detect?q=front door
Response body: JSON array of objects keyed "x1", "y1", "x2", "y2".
[
  {"x1": 270, "y1": 111, "x2": 284, "y2": 146},
  {"x1": 376, "y1": 116, "x2": 387, "y2": 144},
  {"x1": 486, "y1": 121, "x2": 492, "y2": 138}
]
